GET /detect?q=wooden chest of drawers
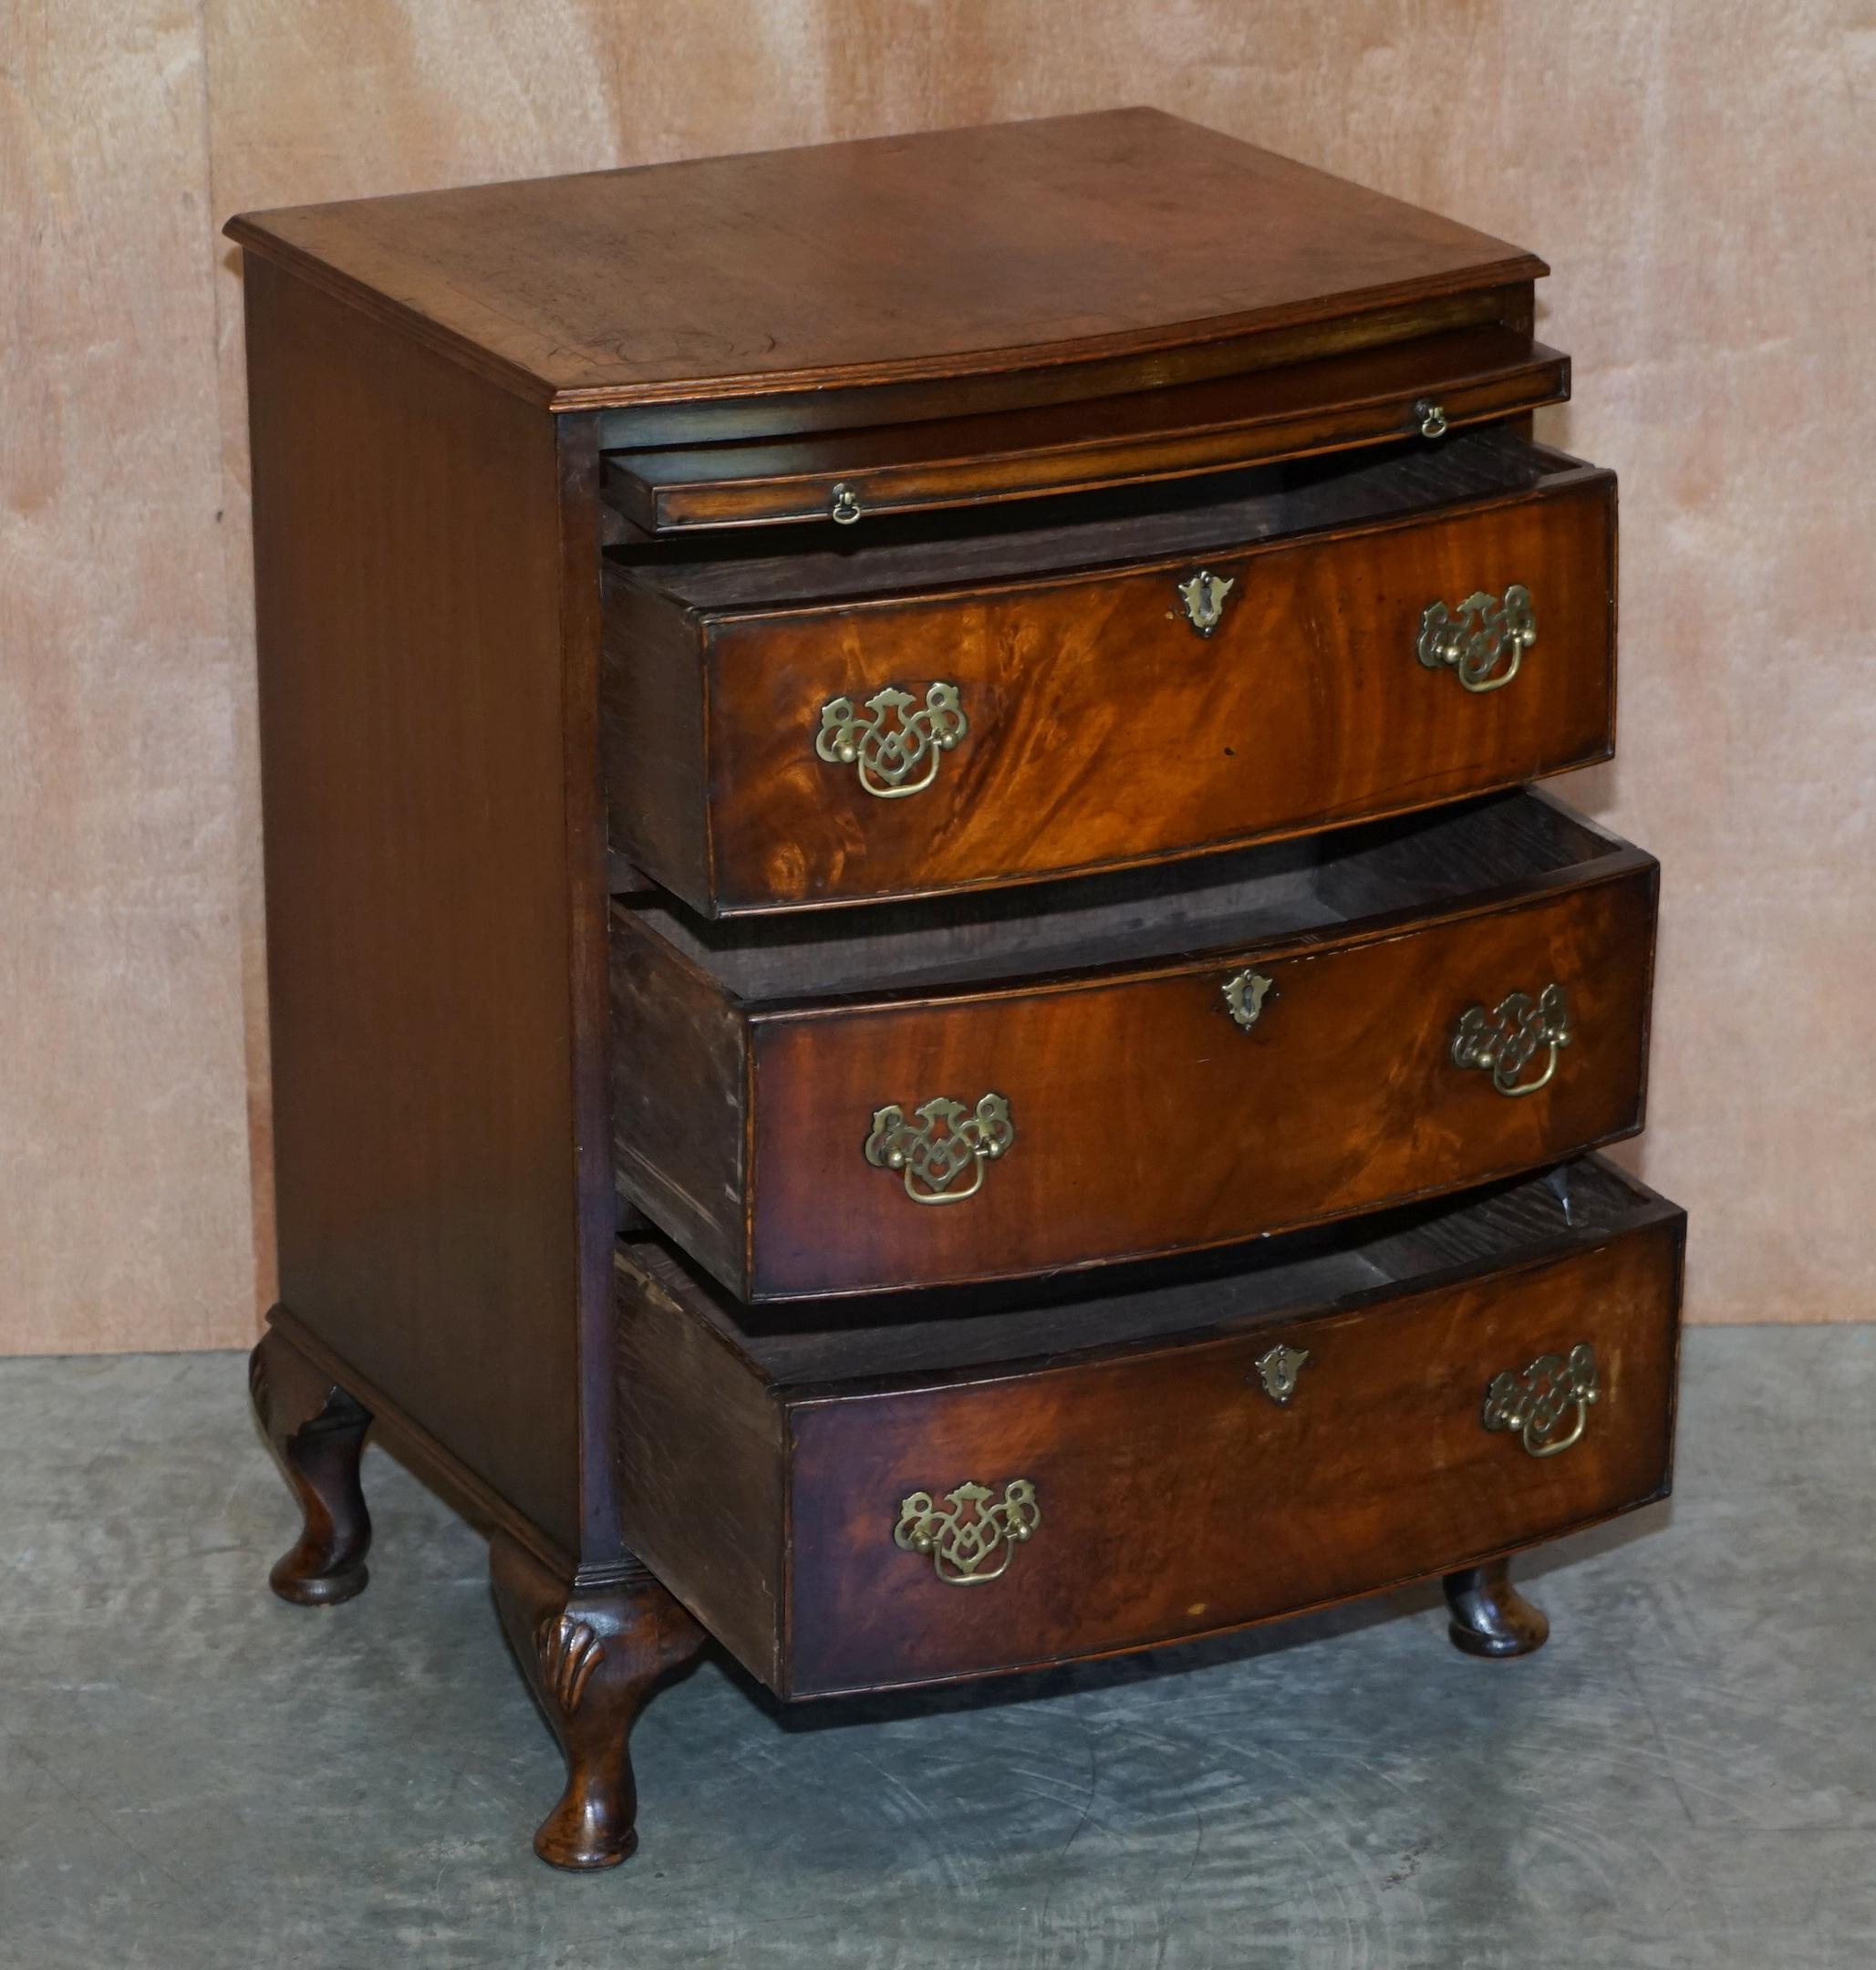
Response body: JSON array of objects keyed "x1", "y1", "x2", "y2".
[{"x1": 232, "y1": 108, "x2": 1684, "y2": 1872}]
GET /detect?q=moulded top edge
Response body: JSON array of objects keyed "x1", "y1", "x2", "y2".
[{"x1": 223, "y1": 108, "x2": 1547, "y2": 415}]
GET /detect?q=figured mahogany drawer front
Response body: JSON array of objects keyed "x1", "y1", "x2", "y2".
[
  {"x1": 604, "y1": 434, "x2": 1613, "y2": 917},
  {"x1": 614, "y1": 1158, "x2": 1685, "y2": 1698},
  {"x1": 611, "y1": 793, "x2": 1657, "y2": 1301}
]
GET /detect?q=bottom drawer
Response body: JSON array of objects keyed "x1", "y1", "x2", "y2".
[{"x1": 617, "y1": 1156, "x2": 1684, "y2": 1699}]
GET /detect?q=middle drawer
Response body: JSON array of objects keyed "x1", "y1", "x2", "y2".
[{"x1": 613, "y1": 790, "x2": 1656, "y2": 1301}]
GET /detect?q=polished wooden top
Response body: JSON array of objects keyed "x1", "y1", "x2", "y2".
[{"x1": 225, "y1": 109, "x2": 1543, "y2": 414}]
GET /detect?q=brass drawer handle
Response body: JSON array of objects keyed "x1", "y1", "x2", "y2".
[
  {"x1": 1415, "y1": 397, "x2": 1449, "y2": 438},
  {"x1": 816, "y1": 681, "x2": 968, "y2": 799},
  {"x1": 1176, "y1": 567, "x2": 1236, "y2": 638},
  {"x1": 1417, "y1": 583, "x2": 1536, "y2": 693},
  {"x1": 895, "y1": 1478, "x2": 1039, "y2": 1586},
  {"x1": 1451, "y1": 982, "x2": 1570, "y2": 1097},
  {"x1": 1483, "y1": 1343, "x2": 1599, "y2": 1457},
  {"x1": 829, "y1": 481, "x2": 862, "y2": 524},
  {"x1": 865, "y1": 1093, "x2": 1012, "y2": 1205}
]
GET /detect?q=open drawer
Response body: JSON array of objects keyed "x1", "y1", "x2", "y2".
[
  {"x1": 605, "y1": 430, "x2": 1614, "y2": 916},
  {"x1": 602, "y1": 327, "x2": 1568, "y2": 534},
  {"x1": 612, "y1": 790, "x2": 1657, "y2": 1301},
  {"x1": 615, "y1": 1155, "x2": 1685, "y2": 1696}
]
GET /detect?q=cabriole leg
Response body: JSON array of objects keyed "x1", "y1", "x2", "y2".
[
  {"x1": 248, "y1": 1325, "x2": 373, "y2": 1607},
  {"x1": 1444, "y1": 1556, "x2": 1550, "y2": 1658},
  {"x1": 490, "y1": 1533, "x2": 707, "y2": 1871}
]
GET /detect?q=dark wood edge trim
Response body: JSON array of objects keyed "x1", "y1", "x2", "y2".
[
  {"x1": 780, "y1": 1479, "x2": 1670, "y2": 1702},
  {"x1": 223, "y1": 217, "x2": 1544, "y2": 419},
  {"x1": 1632, "y1": 861, "x2": 1663, "y2": 1133},
  {"x1": 561, "y1": 258, "x2": 1551, "y2": 413},
  {"x1": 557, "y1": 414, "x2": 625, "y2": 1566},
  {"x1": 773, "y1": 1182, "x2": 1685, "y2": 1404},
  {"x1": 264, "y1": 1304, "x2": 577, "y2": 1581},
  {"x1": 676, "y1": 462, "x2": 1617, "y2": 630},
  {"x1": 778, "y1": 1382, "x2": 796, "y2": 1693},
  {"x1": 734, "y1": 836, "x2": 1659, "y2": 1020},
  {"x1": 599, "y1": 285, "x2": 1536, "y2": 451},
  {"x1": 1606, "y1": 472, "x2": 1622, "y2": 759}
]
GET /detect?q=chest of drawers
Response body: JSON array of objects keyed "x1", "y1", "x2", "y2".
[{"x1": 232, "y1": 108, "x2": 1684, "y2": 1872}]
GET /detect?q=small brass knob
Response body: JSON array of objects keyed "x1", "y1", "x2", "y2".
[
  {"x1": 1415, "y1": 398, "x2": 1449, "y2": 439},
  {"x1": 830, "y1": 482, "x2": 862, "y2": 524}
]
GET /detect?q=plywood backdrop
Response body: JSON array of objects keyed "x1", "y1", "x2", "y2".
[{"x1": 4, "y1": 1, "x2": 1871, "y2": 1353}]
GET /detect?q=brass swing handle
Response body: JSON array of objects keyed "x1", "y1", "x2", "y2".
[
  {"x1": 865, "y1": 1093, "x2": 1013, "y2": 1205},
  {"x1": 1483, "y1": 1343, "x2": 1599, "y2": 1457},
  {"x1": 1418, "y1": 583, "x2": 1536, "y2": 693},
  {"x1": 816, "y1": 680, "x2": 968, "y2": 799},
  {"x1": 894, "y1": 1478, "x2": 1040, "y2": 1585},
  {"x1": 1450, "y1": 982, "x2": 1570, "y2": 1097}
]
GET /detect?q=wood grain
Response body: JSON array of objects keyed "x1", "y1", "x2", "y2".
[
  {"x1": 608, "y1": 434, "x2": 1615, "y2": 913},
  {"x1": 244, "y1": 261, "x2": 587, "y2": 1550},
  {"x1": 224, "y1": 107, "x2": 1543, "y2": 412},
  {"x1": 612, "y1": 793, "x2": 1658, "y2": 1299}
]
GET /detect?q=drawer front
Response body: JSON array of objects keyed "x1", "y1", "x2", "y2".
[
  {"x1": 658, "y1": 475, "x2": 1611, "y2": 913},
  {"x1": 785, "y1": 1214, "x2": 1682, "y2": 1695},
  {"x1": 747, "y1": 867, "x2": 1654, "y2": 1298}
]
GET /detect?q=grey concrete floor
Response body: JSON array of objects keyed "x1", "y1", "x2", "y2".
[{"x1": 0, "y1": 1329, "x2": 1871, "y2": 1970}]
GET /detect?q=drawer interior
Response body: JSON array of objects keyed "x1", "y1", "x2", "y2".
[
  {"x1": 627, "y1": 1155, "x2": 1668, "y2": 1386},
  {"x1": 621, "y1": 788, "x2": 1640, "y2": 1002}
]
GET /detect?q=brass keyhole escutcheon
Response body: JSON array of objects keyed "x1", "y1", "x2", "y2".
[
  {"x1": 1253, "y1": 1343, "x2": 1310, "y2": 1406},
  {"x1": 1223, "y1": 969, "x2": 1274, "y2": 1032},
  {"x1": 1176, "y1": 568, "x2": 1236, "y2": 638}
]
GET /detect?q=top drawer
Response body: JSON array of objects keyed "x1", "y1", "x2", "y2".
[
  {"x1": 601, "y1": 327, "x2": 1567, "y2": 534},
  {"x1": 604, "y1": 433, "x2": 1614, "y2": 917}
]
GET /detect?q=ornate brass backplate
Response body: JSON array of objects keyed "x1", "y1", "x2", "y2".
[
  {"x1": 1222, "y1": 968, "x2": 1274, "y2": 1031},
  {"x1": 816, "y1": 681, "x2": 968, "y2": 799},
  {"x1": 894, "y1": 1478, "x2": 1040, "y2": 1586},
  {"x1": 864, "y1": 1093, "x2": 1013, "y2": 1205},
  {"x1": 1176, "y1": 568, "x2": 1237, "y2": 638},
  {"x1": 1451, "y1": 982, "x2": 1571, "y2": 1097},
  {"x1": 1417, "y1": 583, "x2": 1536, "y2": 693},
  {"x1": 1253, "y1": 1343, "x2": 1310, "y2": 1406},
  {"x1": 1482, "y1": 1343, "x2": 1599, "y2": 1457}
]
